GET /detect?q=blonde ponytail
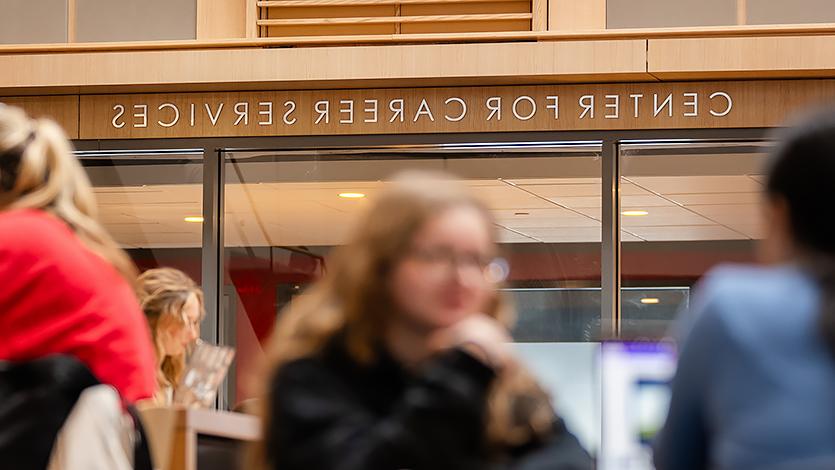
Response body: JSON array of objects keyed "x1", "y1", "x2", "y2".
[{"x1": 0, "y1": 104, "x2": 137, "y2": 280}]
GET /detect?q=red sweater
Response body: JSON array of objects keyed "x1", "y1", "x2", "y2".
[{"x1": 0, "y1": 209, "x2": 156, "y2": 403}]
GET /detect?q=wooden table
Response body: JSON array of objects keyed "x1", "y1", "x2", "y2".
[{"x1": 138, "y1": 406, "x2": 260, "y2": 470}]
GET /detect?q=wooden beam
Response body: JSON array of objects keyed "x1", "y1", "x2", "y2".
[
  {"x1": 247, "y1": 0, "x2": 259, "y2": 38},
  {"x1": 532, "y1": 0, "x2": 547, "y2": 31},
  {"x1": 737, "y1": 0, "x2": 747, "y2": 26},
  {"x1": 67, "y1": 0, "x2": 77, "y2": 43}
]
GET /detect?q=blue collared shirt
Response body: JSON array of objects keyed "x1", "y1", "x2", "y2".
[{"x1": 654, "y1": 264, "x2": 835, "y2": 470}]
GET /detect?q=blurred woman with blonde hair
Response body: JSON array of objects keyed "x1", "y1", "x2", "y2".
[
  {"x1": 0, "y1": 104, "x2": 156, "y2": 469},
  {"x1": 136, "y1": 267, "x2": 205, "y2": 405},
  {"x1": 0, "y1": 103, "x2": 155, "y2": 402},
  {"x1": 258, "y1": 171, "x2": 590, "y2": 470}
]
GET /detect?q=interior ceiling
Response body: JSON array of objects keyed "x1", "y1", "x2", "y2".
[{"x1": 93, "y1": 174, "x2": 766, "y2": 249}]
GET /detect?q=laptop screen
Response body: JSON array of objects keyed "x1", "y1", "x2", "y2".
[{"x1": 600, "y1": 341, "x2": 677, "y2": 470}]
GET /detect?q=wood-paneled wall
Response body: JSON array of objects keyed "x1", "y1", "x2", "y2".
[
  {"x1": 5, "y1": 79, "x2": 835, "y2": 140},
  {"x1": 549, "y1": 0, "x2": 605, "y2": 30},
  {"x1": 648, "y1": 35, "x2": 835, "y2": 79},
  {"x1": 0, "y1": 40, "x2": 650, "y2": 94}
]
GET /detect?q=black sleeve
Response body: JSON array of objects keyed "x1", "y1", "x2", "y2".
[
  {"x1": 507, "y1": 418, "x2": 593, "y2": 470},
  {"x1": 267, "y1": 349, "x2": 496, "y2": 470}
]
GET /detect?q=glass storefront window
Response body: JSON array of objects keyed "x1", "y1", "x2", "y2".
[
  {"x1": 619, "y1": 141, "x2": 772, "y2": 338},
  {"x1": 78, "y1": 149, "x2": 204, "y2": 284},
  {"x1": 222, "y1": 143, "x2": 604, "y2": 449}
]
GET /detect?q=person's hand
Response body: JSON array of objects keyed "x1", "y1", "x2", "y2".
[{"x1": 429, "y1": 314, "x2": 516, "y2": 370}]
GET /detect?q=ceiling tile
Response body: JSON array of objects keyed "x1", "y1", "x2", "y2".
[
  {"x1": 627, "y1": 175, "x2": 763, "y2": 195},
  {"x1": 629, "y1": 225, "x2": 748, "y2": 242},
  {"x1": 669, "y1": 192, "x2": 761, "y2": 206}
]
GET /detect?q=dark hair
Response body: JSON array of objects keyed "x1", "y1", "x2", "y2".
[{"x1": 766, "y1": 109, "x2": 835, "y2": 355}]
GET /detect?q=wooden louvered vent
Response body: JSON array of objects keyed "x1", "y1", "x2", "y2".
[{"x1": 255, "y1": 0, "x2": 542, "y2": 38}]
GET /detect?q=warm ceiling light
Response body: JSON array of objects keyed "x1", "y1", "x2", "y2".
[
  {"x1": 339, "y1": 192, "x2": 366, "y2": 199},
  {"x1": 184, "y1": 216, "x2": 204, "y2": 223},
  {"x1": 622, "y1": 210, "x2": 649, "y2": 217},
  {"x1": 641, "y1": 297, "x2": 660, "y2": 305}
]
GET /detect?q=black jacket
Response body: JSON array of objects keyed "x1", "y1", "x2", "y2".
[
  {"x1": 266, "y1": 338, "x2": 592, "y2": 470},
  {"x1": 0, "y1": 355, "x2": 152, "y2": 470}
]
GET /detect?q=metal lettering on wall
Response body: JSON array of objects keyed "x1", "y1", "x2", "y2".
[
  {"x1": 106, "y1": 91, "x2": 732, "y2": 131},
  {"x1": 7, "y1": 80, "x2": 835, "y2": 140},
  {"x1": 81, "y1": 84, "x2": 745, "y2": 139}
]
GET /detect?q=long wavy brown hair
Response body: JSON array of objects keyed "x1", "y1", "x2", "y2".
[
  {"x1": 0, "y1": 104, "x2": 136, "y2": 280},
  {"x1": 136, "y1": 267, "x2": 205, "y2": 402},
  {"x1": 254, "y1": 171, "x2": 554, "y2": 468}
]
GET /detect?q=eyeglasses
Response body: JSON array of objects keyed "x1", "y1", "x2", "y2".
[{"x1": 406, "y1": 246, "x2": 509, "y2": 282}]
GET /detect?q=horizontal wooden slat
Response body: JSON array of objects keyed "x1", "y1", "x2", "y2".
[
  {"x1": 257, "y1": 13, "x2": 531, "y2": 26},
  {"x1": 259, "y1": 0, "x2": 516, "y2": 5}
]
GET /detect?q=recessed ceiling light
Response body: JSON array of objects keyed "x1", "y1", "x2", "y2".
[
  {"x1": 622, "y1": 210, "x2": 649, "y2": 217},
  {"x1": 184, "y1": 216, "x2": 204, "y2": 223},
  {"x1": 339, "y1": 192, "x2": 366, "y2": 199},
  {"x1": 640, "y1": 297, "x2": 660, "y2": 305}
]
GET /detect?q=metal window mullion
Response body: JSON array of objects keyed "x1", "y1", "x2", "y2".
[
  {"x1": 601, "y1": 139, "x2": 621, "y2": 339},
  {"x1": 201, "y1": 146, "x2": 227, "y2": 409}
]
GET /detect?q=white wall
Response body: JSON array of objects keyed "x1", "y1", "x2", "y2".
[{"x1": 515, "y1": 342, "x2": 602, "y2": 455}]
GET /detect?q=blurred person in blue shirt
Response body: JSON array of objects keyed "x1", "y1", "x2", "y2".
[{"x1": 654, "y1": 109, "x2": 835, "y2": 470}]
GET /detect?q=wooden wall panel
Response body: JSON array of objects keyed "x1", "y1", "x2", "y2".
[
  {"x1": 0, "y1": 40, "x2": 649, "y2": 93},
  {"x1": 549, "y1": 0, "x2": 605, "y2": 30},
  {"x1": 197, "y1": 0, "x2": 247, "y2": 39},
  {"x1": 649, "y1": 35, "x2": 835, "y2": 79},
  {"x1": 0, "y1": 95, "x2": 79, "y2": 138}
]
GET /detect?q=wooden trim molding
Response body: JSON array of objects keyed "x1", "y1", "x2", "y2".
[{"x1": 3, "y1": 23, "x2": 835, "y2": 54}]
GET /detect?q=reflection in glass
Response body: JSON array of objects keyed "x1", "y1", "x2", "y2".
[
  {"x1": 78, "y1": 150, "x2": 204, "y2": 282},
  {"x1": 619, "y1": 141, "x2": 772, "y2": 338},
  {"x1": 221, "y1": 144, "x2": 604, "y2": 404}
]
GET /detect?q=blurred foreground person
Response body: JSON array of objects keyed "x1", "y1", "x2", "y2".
[
  {"x1": 0, "y1": 104, "x2": 156, "y2": 469},
  {"x1": 257, "y1": 171, "x2": 591, "y2": 470},
  {"x1": 136, "y1": 267, "x2": 205, "y2": 405},
  {"x1": 654, "y1": 110, "x2": 835, "y2": 470}
]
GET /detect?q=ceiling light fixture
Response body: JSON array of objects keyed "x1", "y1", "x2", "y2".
[
  {"x1": 622, "y1": 210, "x2": 649, "y2": 217},
  {"x1": 184, "y1": 216, "x2": 204, "y2": 223},
  {"x1": 339, "y1": 192, "x2": 366, "y2": 199},
  {"x1": 640, "y1": 297, "x2": 660, "y2": 305}
]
